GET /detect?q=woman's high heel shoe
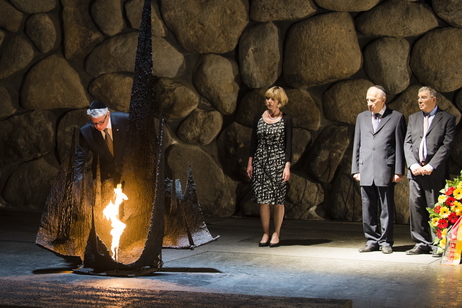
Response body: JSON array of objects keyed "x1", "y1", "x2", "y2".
[
  {"x1": 259, "y1": 234, "x2": 270, "y2": 247},
  {"x1": 269, "y1": 233, "x2": 280, "y2": 247}
]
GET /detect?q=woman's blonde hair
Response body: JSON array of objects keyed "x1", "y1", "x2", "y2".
[{"x1": 265, "y1": 86, "x2": 288, "y2": 108}]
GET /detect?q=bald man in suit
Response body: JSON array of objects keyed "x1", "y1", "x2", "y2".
[
  {"x1": 352, "y1": 85, "x2": 406, "y2": 254},
  {"x1": 404, "y1": 86, "x2": 456, "y2": 256},
  {"x1": 74, "y1": 100, "x2": 129, "y2": 184}
]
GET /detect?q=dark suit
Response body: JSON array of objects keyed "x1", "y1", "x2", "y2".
[
  {"x1": 74, "y1": 112, "x2": 129, "y2": 183},
  {"x1": 404, "y1": 107, "x2": 456, "y2": 248},
  {"x1": 352, "y1": 107, "x2": 406, "y2": 247}
]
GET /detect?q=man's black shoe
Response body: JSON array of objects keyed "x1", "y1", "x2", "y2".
[
  {"x1": 358, "y1": 245, "x2": 379, "y2": 253},
  {"x1": 405, "y1": 245, "x2": 431, "y2": 255}
]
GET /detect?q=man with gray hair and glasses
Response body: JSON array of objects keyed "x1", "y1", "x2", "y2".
[
  {"x1": 74, "y1": 100, "x2": 129, "y2": 184},
  {"x1": 404, "y1": 86, "x2": 456, "y2": 256}
]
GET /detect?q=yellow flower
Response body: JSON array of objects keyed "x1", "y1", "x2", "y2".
[
  {"x1": 453, "y1": 202, "x2": 462, "y2": 216},
  {"x1": 439, "y1": 195, "x2": 448, "y2": 203},
  {"x1": 453, "y1": 201, "x2": 462, "y2": 209},
  {"x1": 442, "y1": 229, "x2": 447, "y2": 238},
  {"x1": 431, "y1": 217, "x2": 439, "y2": 227},
  {"x1": 458, "y1": 182, "x2": 462, "y2": 190},
  {"x1": 440, "y1": 237, "x2": 447, "y2": 248},
  {"x1": 439, "y1": 206, "x2": 450, "y2": 218},
  {"x1": 454, "y1": 188, "x2": 462, "y2": 200}
]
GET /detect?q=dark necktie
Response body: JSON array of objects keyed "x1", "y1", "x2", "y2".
[
  {"x1": 104, "y1": 128, "x2": 114, "y2": 157},
  {"x1": 419, "y1": 114, "x2": 429, "y2": 163},
  {"x1": 373, "y1": 113, "x2": 381, "y2": 132}
]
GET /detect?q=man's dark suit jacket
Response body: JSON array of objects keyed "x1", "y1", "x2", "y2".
[
  {"x1": 352, "y1": 107, "x2": 406, "y2": 187},
  {"x1": 404, "y1": 107, "x2": 456, "y2": 181},
  {"x1": 74, "y1": 112, "x2": 129, "y2": 182}
]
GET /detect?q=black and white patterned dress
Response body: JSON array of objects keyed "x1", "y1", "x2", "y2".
[{"x1": 250, "y1": 115, "x2": 292, "y2": 205}]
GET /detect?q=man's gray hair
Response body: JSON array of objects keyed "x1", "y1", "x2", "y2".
[
  {"x1": 419, "y1": 86, "x2": 437, "y2": 98},
  {"x1": 87, "y1": 107, "x2": 109, "y2": 118}
]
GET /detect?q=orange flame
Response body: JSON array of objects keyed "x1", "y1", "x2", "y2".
[{"x1": 103, "y1": 184, "x2": 127, "y2": 261}]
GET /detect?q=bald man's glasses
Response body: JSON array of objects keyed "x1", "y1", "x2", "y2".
[{"x1": 92, "y1": 113, "x2": 108, "y2": 126}]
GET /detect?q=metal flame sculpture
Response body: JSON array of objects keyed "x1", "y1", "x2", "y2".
[{"x1": 36, "y1": 0, "x2": 218, "y2": 276}]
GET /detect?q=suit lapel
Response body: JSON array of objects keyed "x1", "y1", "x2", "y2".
[
  {"x1": 365, "y1": 112, "x2": 374, "y2": 134},
  {"x1": 111, "y1": 114, "x2": 122, "y2": 159},
  {"x1": 426, "y1": 108, "x2": 443, "y2": 136}
]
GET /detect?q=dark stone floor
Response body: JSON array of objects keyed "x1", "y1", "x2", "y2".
[{"x1": 1, "y1": 208, "x2": 461, "y2": 307}]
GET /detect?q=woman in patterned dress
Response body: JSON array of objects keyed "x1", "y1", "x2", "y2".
[{"x1": 246, "y1": 86, "x2": 292, "y2": 247}]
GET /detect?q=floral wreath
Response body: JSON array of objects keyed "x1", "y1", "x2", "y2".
[{"x1": 428, "y1": 171, "x2": 462, "y2": 250}]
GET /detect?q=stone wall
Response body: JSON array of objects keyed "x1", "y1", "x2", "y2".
[{"x1": 1, "y1": 0, "x2": 461, "y2": 224}]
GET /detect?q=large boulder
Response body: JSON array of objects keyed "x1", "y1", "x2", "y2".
[
  {"x1": 0, "y1": 85, "x2": 17, "y2": 120},
  {"x1": 91, "y1": 0, "x2": 124, "y2": 36},
  {"x1": 304, "y1": 125, "x2": 351, "y2": 184},
  {"x1": 166, "y1": 144, "x2": 236, "y2": 217},
  {"x1": 193, "y1": 54, "x2": 240, "y2": 115},
  {"x1": 323, "y1": 79, "x2": 374, "y2": 125},
  {"x1": 284, "y1": 88, "x2": 321, "y2": 131},
  {"x1": 125, "y1": 0, "x2": 166, "y2": 36},
  {"x1": 56, "y1": 109, "x2": 89, "y2": 163},
  {"x1": 1, "y1": 154, "x2": 59, "y2": 210},
  {"x1": 86, "y1": 34, "x2": 184, "y2": 78},
  {"x1": 292, "y1": 128, "x2": 311, "y2": 166},
  {"x1": 217, "y1": 122, "x2": 252, "y2": 182},
  {"x1": 0, "y1": 111, "x2": 55, "y2": 166},
  {"x1": 61, "y1": 0, "x2": 104, "y2": 60},
  {"x1": 0, "y1": 0, "x2": 23, "y2": 32},
  {"x1": 451, "y1": 129, "x2": 462, "y2": 167},
  {"x1": 283, "y1": 12, "x2": 361, "y2": 88},
  {"x1": 410, "y1": 28, "x2": 462, "y2": 93},
  {"x1": 24, "y1": 13, "x2": 57, "y2": 53},
  {"x1": 0, "y1": 35, "x2": 34, "y2": 79},
  {"x1": 161, "y1": 0, "x2": 248, "y2": 54},
  {"x1": 239, "y1": 22, "x2": 282, "y2": 89},
  {"x1": 394, "y1": 177, "x2": 410, "y2": 224},
  {"x1": 177, "y1": 109, "x2": 223, "y2": 146},
  {"x1": 89, "y1": 73, "x2": 133, "y2": 113},
  {"x1": 152, "y1": 36, "x2": 185, "y2": 78},
  {"x1": 235, "y1": 89, "x2": 268, "y2": 127},
  {"x1": 356, "y1": 0, "x2": 438, "y2": 37},
  {"x1": 250, "y1": 0, "x2": 316, "y2": 22},
  {"x1": 153, "y1": 78, "x2": 199, "y2": 120},
  {"x1": 455, "y1": 90, "x2": 462, "y2": 111},
  {"x1": 9, "y1": 0, "x2": 56, "y2": 13},
  {"x1": 285, "y1": 172, "x2": 325, "y2": 220},
  {"x1": 85, "y1": 32, "x2": 137, "y2": 76},
  {"x1": 432, "y1": 0, "x2": 462, "y2": 28},
  {"x1": 22, "y1": 55, "x2": 89, "y2": 110},
  {"x1": 363, "y1": 37, "x2": 411, "y2": 95},
  {"x1": 314, "y1": 0, "x2": 380, "y2": 12},
  {"x1": 325, "y1": 152, "x2": 362, "y2": 222}
]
